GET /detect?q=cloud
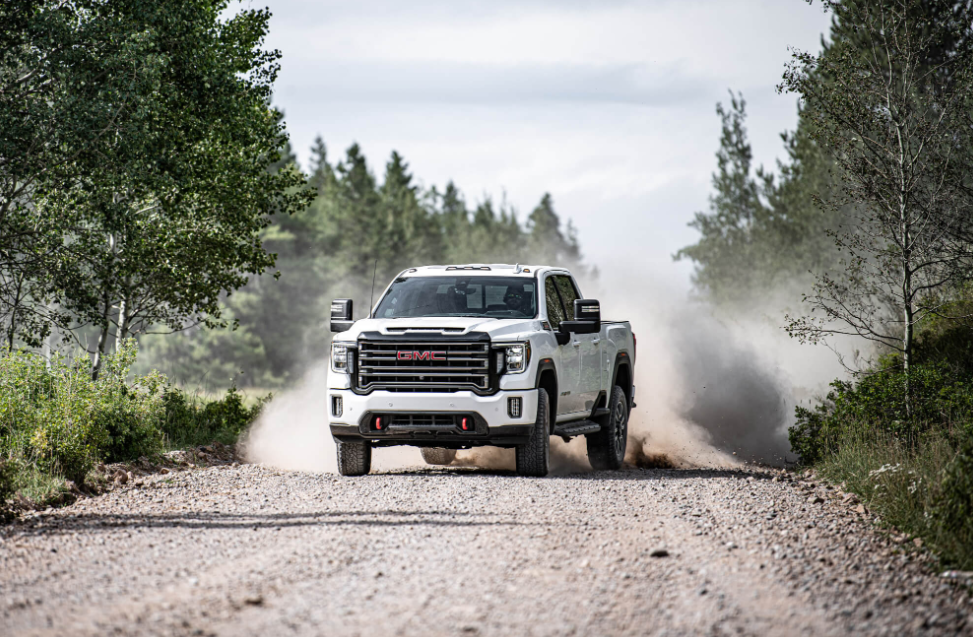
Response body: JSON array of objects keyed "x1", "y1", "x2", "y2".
[{"x1": 283, "y1": 60, "x2": 708, "y2": 106}]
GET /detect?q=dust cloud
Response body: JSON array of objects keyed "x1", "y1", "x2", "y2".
[
  {"x1": 241, "y1": 363, "x2": 426, "y2": 473},
  {"x1": 587, "y1": 266, "x2": 848, "y2": 469},
  {"x1": 244, "y1": 266, "x2": 848, "y2": 474}
]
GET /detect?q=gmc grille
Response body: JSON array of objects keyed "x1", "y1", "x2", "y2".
[{"x1": 356, "y1": 339, "x2": 493, "y2": 393}]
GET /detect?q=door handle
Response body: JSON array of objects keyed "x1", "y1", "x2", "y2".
[
  {"x1": 572, "y1": 340, "x2": 581, "y2": 348},
  {"x1": 592, "y1": 338, "x2": 601, "y2": 344}
]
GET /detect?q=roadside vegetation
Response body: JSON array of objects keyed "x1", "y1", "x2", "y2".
[
  {"x1": 789, "y1": 299, "x2": 973, "y2": 569},
  {"x1": 679, "y1": 0, "x2": 973, "y2": 570},
  {"x1": 0, "y1": 0, "x2": 295, "y2": 515},
  {"x1": 0, "y1": 341, "x2": 266, "y2": 512}
]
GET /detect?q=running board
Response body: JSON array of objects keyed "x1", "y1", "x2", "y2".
[{"x1": 553, "y1": 420, "x2": 601, "y2": 439}]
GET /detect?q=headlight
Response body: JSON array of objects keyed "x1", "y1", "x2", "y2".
[
  {"x1": 504, "y1": 342, "x2": 530, "y2": 374},
  {"x1": 331, "y1": 342, "x2": 350, "y2": 373}
]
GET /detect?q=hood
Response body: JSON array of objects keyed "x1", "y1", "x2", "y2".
[{"x1": 333, "y1": 316, "x2": 541, "y2": 342}]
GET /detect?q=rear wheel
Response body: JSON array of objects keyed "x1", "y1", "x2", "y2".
[
  {"x1": 516, "y1": 388, "x2": 551, "y2": 477},
  {"x1": 421, "y1": 448, "x2": 457, "y2": 466},
  {"x1": 586, "y1": 385, "x2": 628, "y2": 470},
  {"x1": 336, "y1": 440, "x2": 371, "y2": 476}
]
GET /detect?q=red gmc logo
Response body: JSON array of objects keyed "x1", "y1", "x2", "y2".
[{"x1": 397, "y1": 350, "x2": 446, "y2": 361}]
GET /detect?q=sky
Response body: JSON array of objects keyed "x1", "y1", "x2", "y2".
[{"x1": 255, "y1": 0, "x2": 833, "y2": 289}]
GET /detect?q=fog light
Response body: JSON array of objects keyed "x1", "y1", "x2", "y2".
[
  {"x1": 331, "y1": 395, "x2": 343, "y2": 417},
  {"x1": 508, "y1": 397, "x2": 522, "y2": 418}
]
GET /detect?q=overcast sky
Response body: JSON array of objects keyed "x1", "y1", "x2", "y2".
[{"x1": 256, "y1": 0, "x2": 832, "y2": 288}]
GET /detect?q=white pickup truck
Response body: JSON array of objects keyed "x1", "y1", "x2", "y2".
[{"x1": 326, "y1": 264, "x2": 635, "y2": 477}]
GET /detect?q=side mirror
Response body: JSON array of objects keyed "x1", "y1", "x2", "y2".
[
  {"x1": 574, "y1": 299, "x2": 601, "y2": 328},
  {"x1": 330, "y1": 299, "x2": 354, "y2": 333},
  {"x1": 559, "y1": 299, "x2": 601, "y2": 336}
]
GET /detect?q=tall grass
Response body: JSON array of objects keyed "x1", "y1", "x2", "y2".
[{"x1": 817, "y1": 426, "x2": 973, "y2": 569}]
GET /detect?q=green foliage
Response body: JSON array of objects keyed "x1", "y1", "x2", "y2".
[
  {"x1": 792, "y1": 287, "x2": 973, "y2": 464},
  {"x1": 161, "y1": 387, "x2": 269, "y2": 449},
  {"x1": 1, "y1": 0, "x2": 310, "y2": 358},
  {"x1": 675, "y1": 92, "x2": 847, "y2": 310},
  {"x1": 0, "y1": 349, "x2": 110, "y2": 484},
  {"x1": 791, "y1": 363, "x2": 973, "y2": 464},
  {"x1": 137, "y1": 143, "x2": 591, "y2": 389},
  {"x1": 0, "y1": 342, "x2": 265, "y2": 494}
]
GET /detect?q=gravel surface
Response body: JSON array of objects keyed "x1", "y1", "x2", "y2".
[{"x1": 2, "y1": 462, "x2": 972, "y2": 636}]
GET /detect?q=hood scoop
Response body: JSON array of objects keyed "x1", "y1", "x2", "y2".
[{"x1": 385, "y1": 326, "x2": 467, "y2": 334}]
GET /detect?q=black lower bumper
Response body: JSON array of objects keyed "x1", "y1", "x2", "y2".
[{"x1": 329, "y1": 422, "x2": 533, "y2": 449}]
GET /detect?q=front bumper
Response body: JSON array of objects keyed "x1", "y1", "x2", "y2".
[{"x1": 328, "y1": 388, "x2": 539, "y2": 448}]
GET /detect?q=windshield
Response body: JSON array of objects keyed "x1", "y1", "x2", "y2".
[{"x1": 373, "y1": 276, "x2": 537, "y2": 319}]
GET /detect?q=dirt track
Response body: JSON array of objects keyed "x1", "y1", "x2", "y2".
[{"x1": 1, "y1": 462, "x2": 971, "y2": 636}]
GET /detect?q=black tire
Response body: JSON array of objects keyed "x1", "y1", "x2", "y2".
[
  {"x1": 421, "y1": 448, "x2": 457, "y2": 466},
  {"x1": 516, "y1": 388, "x2": 551, "y2": 477},
  {"x1": 336, "y1": 439, "x2": 371, "y2": 476},
  {"x1": 586, "y1": 385, "x2": 628, "y2": 470}
]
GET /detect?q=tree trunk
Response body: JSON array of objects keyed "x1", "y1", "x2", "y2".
[
  {"x1": 116, "y1": 297, "x2": 128, "y2": 351},
  {"x1": 91, "y1": 320, "x2": 110, "y2": 381},
  {"x1": 896, "y1": 118, "x2": 913, "y2": 421},
  {"x1": 91, "y1": 291, "x2": 112, "y2": 380},
  {"x1": 899, "y1": 204, "x2": 914, "y2": 420},
  {"x1": 902, "y1": 282, "x2": 913, "y2": 419}
]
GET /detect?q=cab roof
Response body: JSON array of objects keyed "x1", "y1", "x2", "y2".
[{"x1": 397, "y1": 264, "x2": 565, "y2": 278}]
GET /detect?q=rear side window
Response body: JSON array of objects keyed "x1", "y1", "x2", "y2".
[
  {"x1": 554, "y1": 276, "x2": 580, "y2": 320},
  {"x1": 544, "y1": 277, "x2": 566, "y2": 329}
]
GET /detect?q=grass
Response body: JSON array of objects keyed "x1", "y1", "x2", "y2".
[
  {"x1": 12, "y1": 465, "x2": 72, "y2": 505},
  {"x1": 815, "y1": 426, "x2": 973, "y2": 571}
]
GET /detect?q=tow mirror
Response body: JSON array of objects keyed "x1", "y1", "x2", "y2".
[
  {"x1": 574, "y1": 299, "x2": 601, "y2": 327},
  {"x1": 330, "y1": 299, "x2": 354, "y2": 333},
  {"x1": 559, "y1": 299, "x2": 600, "y2": 335}
]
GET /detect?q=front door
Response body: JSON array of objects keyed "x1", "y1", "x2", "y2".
[
  {"x1": 552, "y1": 275, "x2": 602, "y2": 416},
  {"x1": 544, "y1": 275, "x2": 581, "y2": 418}
]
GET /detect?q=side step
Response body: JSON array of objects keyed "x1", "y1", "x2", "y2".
[{"x1": 553, "y1": 420, "x2": 601, "y2": 439}]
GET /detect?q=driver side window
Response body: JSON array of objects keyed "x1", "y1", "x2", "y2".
[
  {"x1": 554, "y1": 276, "x2": 579, "y2": 320},
  {"x1": 545, "y1": 276, "x2": 566, "y2": 329}
]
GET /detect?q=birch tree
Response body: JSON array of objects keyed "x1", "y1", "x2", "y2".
[{"x1": 780, "y1": 0, "x2": 973, "y2": 409}]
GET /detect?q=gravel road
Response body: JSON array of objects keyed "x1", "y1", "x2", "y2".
[{"x1": 2, "y1": 461, "x2": 971, "y2": 637}]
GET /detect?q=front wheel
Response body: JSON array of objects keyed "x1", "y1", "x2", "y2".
[
  {"x1": 516, "y1": 388, "x2": 551, "y2": 476},
  {"x1": 586, "y1": 385, "x2": 628, "y2": 470},
  {"x1": 336, "y1": 439, "x2": 372, "y2": 476}
]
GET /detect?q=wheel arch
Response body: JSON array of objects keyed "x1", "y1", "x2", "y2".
[
  {"x1": 611, "y1": 352, "x2": 634, "y2": 409},
  {"x1": 534, "y1": 358, "x2": 558, "y2": 434}
]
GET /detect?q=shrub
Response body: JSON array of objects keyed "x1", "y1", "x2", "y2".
[
  {"x1": 92, "y1": 342, "x2": 166, "y2": 463},
  {"x1": 0, "y1": 341, "x2": 269, "y2": 496},
  {"x1": 790, "y1": 361, "x2": 973, "y2": 464},
  {"x1": 161, "y1": 386, "x2": 268, "y2": 449},
  {"x1": 0, "y1": 350, "x2": 110, "y2": 484}
]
